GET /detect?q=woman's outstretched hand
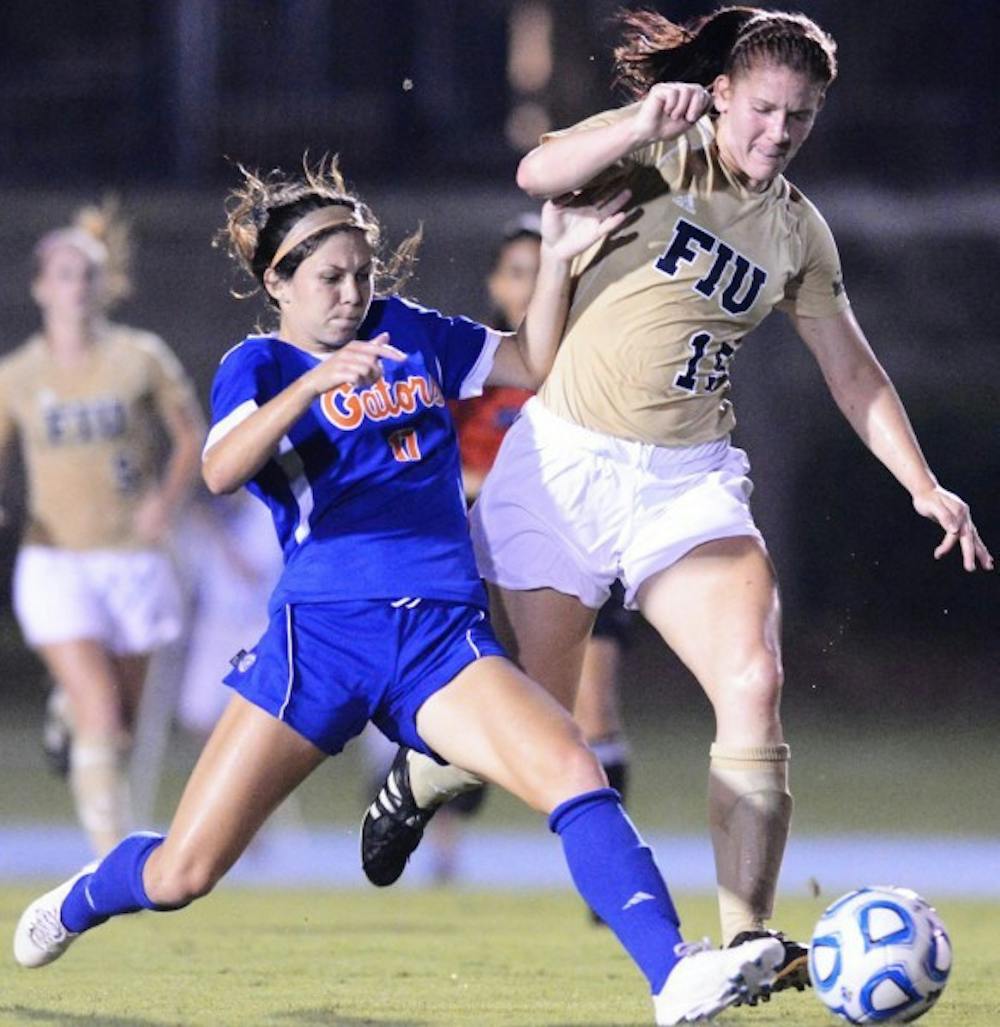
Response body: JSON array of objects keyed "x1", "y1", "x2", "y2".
[
  {"x1": 912, "y1": 485, "x2": 993, "y2": 571},
  {"x1": 540, "y1": 187, "x2": 632, "y2": 263}
]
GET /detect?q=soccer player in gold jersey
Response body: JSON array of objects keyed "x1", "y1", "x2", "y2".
[
  {"x1": 363, "y1": 4, "x2": 993, "y2": 998},
  {"x1": 0, "y1": 203, "x2": 204, "y2": 856}
]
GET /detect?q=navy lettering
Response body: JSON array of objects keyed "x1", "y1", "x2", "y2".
[
  {"x1": 720, "y1": 257, "x2": 767, "y2": 315},
  {"x1": 694, "y1": 243, "x2": 734, "y2": 298},
  {"x1": 655, "y1": 219, "x2": 716, "y2": 276},
  {"x1": 674, "y1": 332, "x2": 712, "y2": 393},
  {"x1": 656, "y1": 219, "x2": 768, "y2": 318},
  {"x1": 42, "y1": 398, "x2": 127, "y2": 446}
]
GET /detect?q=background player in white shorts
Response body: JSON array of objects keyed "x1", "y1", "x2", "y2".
[
  {"x1": 0, "y1": 201, "x2": 205, "y2": 854},
  {"x1": 366, "y1": 4, "x2": 993, "y2": 995}
]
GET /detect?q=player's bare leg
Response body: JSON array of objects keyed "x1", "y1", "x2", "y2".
[
  {"x1": 38, "y1": 640, "x2": 136, "y2": 855},
  {"x1": 111, "y1": 652, "x2": 151, "y2": 734},
  {"x1": 637, "y1": 535, "x2": 807, "y2": 995},
  {"x1": 575, "y1": 632, "x2": 629, "y2": 794},
  {"x1": 417, "y1": 655, "x2": 782, "y2": 1020},
  {"x1": 15, "y1": 694, "x2": 326, "y2": 968},
  {"x1": 361, "y1": 586, "x2": 595, "y2": 885},
  {"x1": 141, "y1": 695, "x2": 326, "y2": 903},
  {"x1": 416, "y1": 655, "x2": 602, "y2": 811}
]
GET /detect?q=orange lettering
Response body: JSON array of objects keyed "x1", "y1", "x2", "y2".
[{"x1": 320, "y1": 385, "x2": 363, "y2": 429}]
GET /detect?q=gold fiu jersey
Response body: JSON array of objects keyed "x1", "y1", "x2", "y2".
[
  {"x1": 0, "y1": 323, "x2": 197, "y2": 550},
  {"x1": 538, "y1": 105, "x2": 851, "y2": 445}
]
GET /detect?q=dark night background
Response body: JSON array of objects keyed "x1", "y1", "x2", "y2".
[{"x1": 0, "y1": 0, "x2": 996, "y2": 731}]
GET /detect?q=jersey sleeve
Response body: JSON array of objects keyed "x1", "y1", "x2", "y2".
[
  {"x1": 204, "y1": 341, "x2": 280, "y2": 453},
  {"x1": 776, "y1": 200, "x2": 852, "y2": 319},
  {"x1": 393, "y1": 298, "x2": 501, "y2": 401}
]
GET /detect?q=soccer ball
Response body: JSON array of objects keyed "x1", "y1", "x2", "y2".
[{"x1": 809, "y1": 886, "x2": 952, "y2": 1023}]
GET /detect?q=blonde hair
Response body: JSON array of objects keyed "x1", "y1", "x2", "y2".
[
  {"x1": 34, "y1": 196, "x2": 133, "y2": 309},
  {"x1": 220, "y1": 154, "x2": 421, "y2": 307}
]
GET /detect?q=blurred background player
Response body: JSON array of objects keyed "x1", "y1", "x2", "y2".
[
  {"x1": 0, "y1": 201, "x2": 204, "y2": 855},
  {"x1": 173, "y1": 488, "x2": 283, "y2": 741}
]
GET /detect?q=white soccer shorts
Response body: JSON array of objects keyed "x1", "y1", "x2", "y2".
[
  {"x1": 13, "y1": 545, "x2": 183, "y2": 655},
  {"x1": 470, "y1": 397, "x2": 763, "y2": 610}
]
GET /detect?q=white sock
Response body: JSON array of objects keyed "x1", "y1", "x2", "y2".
[{"x1": 406, "y1": 750, "x2": 484, "y2": 809}]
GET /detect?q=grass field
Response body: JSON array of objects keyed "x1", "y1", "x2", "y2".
[{"x1": 0, "y1": 889, "x2": 996, "y2": 1026}]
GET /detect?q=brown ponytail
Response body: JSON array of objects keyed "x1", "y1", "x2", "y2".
[{"x1": 613, "y1": 5, "x2": 837, "y2": 100}]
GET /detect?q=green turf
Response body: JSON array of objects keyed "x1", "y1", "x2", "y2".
[{"x1": 0, "y1": 889, "x2": 996, "y2": 1026}]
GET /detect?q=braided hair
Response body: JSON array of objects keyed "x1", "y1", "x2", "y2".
[{"x1": 613, "y1": 6, "x2": 837, "y2": 100}]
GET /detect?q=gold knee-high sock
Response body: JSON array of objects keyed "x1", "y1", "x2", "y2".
[
  {"x1": 708, "y1": 742, "x2": 792, "y2": 945},
  {"x1": 70, "y1": 734, "x2": 132, "y2": 857},
  {"x1": 406, "y1": 750, "x2": 484, "y2": 809}
]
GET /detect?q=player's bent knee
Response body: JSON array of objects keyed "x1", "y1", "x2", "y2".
[{"x1": 538, "y1": 740, "x2": 607, "y2": 808}]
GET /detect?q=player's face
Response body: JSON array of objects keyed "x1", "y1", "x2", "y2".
[
  {"x1": 277, "y1": 230, "x2": 374, "y2": 352},
  {"x1": 487, "y1": 236, "x2": 541, "y2": 329},
  {"x1": 713, "y1": 63, "x2": 825, "y2": 190},
  {"x1": 32, "y1": 244, "x2": 105, "y2": 323}
]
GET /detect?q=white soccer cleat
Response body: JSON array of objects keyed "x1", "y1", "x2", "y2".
[
  {"x1": 13, "y1": 862, "x2": 98, "y2": 968},
  {"x1": 653, "y1": 935, "x2": 784, "y2": 1024}
]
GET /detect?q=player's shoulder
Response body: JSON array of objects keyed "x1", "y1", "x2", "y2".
[
  {"x1": 363, "y1": 294, "x2": 480, "y2": 342},
  {"x1": 780, "y1": 178, "x2": 828, "y2": 224},
  {"x1": 365, "y1": 294, "x2": 437, "y2": 328},
  {"x1": 102, "y1": 321, "x2": 169, "y2": 354},
  {"x1": 544, "y1": 101, "x2": 639, "y2": 142},
  {"x1": 216, "y1": 332, "x2": 282, "y2": 369},
  {"x1": 769, "y1": 177, "x2": 836, "y2": 251},
  {"x1": 0, "y1": 334, "x2": 44, "y2": 378},
  {"x1": 99, "y1": 322, "x2": 184, "y2": 373}
]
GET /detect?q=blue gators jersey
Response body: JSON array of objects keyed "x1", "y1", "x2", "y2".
[{"x1": 206, "y1": 295, "x2": 502, "y2": 613}]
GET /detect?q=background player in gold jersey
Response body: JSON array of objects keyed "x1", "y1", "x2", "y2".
[
  {"x1": 0, "y1": 203, "x2": 204, "y2": 855},
  {"x1": 364, "y1": 4, "x2": 993, "y2": 997}
]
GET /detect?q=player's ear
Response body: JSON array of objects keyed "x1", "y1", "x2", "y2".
[
  {"x1": 263, "y1": 268, "x2": 288, "y2": 306},
  {"x1": 712, "y1": 74, "x2": 731, "y2": 113}
]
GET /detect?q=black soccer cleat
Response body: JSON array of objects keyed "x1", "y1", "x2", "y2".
[
  {"x1": 360, "y1": 746, "x2": 438, "y2": 886},
  {"x1": 728, "y1": 929, "x2": 810, "y2": 1005}
]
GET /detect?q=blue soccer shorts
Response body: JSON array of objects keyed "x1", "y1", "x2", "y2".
[{"x1": 223, "y1": 597, "x2": 507, "y2": 757}]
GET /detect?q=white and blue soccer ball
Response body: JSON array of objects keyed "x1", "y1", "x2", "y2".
[{"x1": 809, "y1": 885, "x2": 952, "y2": 1023}]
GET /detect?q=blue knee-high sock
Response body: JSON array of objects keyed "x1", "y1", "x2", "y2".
[
  {"x1": 61, "y1": 832, "x2": 168, "y2": 934},
  {"x1": 550, "y1": 788, "x2": 683, "y2": 993}
]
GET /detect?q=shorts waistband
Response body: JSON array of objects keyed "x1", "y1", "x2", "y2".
[{"x1": 522, "y1": 397, "x2": 731, "y2": 471}]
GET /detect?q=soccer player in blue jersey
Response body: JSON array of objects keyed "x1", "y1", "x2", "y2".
[{"x1": 14, "y1": 158, "x2": 783, "y2": 1024}]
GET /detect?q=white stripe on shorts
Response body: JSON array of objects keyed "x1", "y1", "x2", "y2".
[
  {"x1": 465, "y1": 609, "x2": 485, "y2": 659},
  {"x1": 278, "y1": 604, "x2": 294, "y2": 720}
]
